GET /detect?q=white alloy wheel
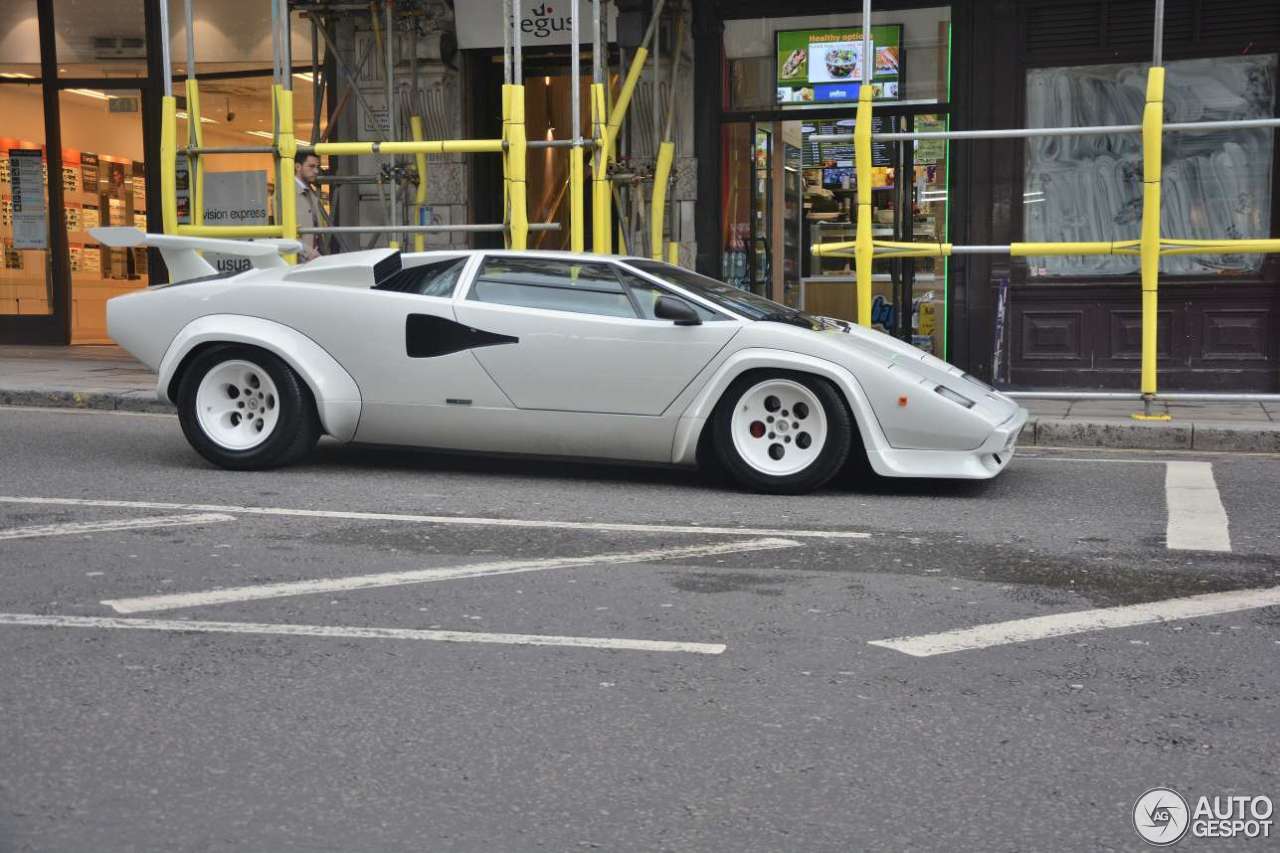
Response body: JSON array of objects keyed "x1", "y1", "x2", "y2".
[
  {"x1": 729, "y1": 378, "x2": 829, "y2": 477},
  {"x1": 194, "y1": 359, "x2": 282, "y2": 450}
]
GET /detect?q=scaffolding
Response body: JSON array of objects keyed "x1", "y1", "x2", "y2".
[
  {"x1": 810, "y1": 0, "x2": 1280, "y2": 415},
  {"x1": 161, "y1": 0, "x2": 683, "y2": 262}
]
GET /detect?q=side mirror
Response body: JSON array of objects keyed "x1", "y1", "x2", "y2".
[{"x1": 654, "y1": 295, "x2": 701, "y2": 326}]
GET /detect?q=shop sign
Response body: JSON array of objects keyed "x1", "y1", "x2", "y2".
[
  {"x1": 455, "y1": 1, "x2": 616, "y2": 50},
  {"x1": 202, "y1": 170, "x2": 269, "y2": 274},
  {"x1": 9, "y1": 149, "x2": 47, "y2": 250}
]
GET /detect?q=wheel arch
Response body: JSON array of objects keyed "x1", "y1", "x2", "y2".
[
  {"x1": 159, "y1": 315, "x2": 362, "y2": 441},
  {"x1": 673, "y1": 349, "x2": 890, "y2": 472}
]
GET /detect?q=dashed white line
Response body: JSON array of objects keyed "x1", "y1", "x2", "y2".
[
  {"x1": 0, "y1": 496, "x2": 871, "y2": 540},
  {"x1": 1165, "y1": 461, "x2": 1232, "y2": 552},
  {"x1": 870, "y1": 585, "x2": 1280, "y2": 657},
  {"x1": 0, "y1": 513, "x2": 234, "y2": 541},
  {"x1": 0, "y1": 613, "x2": 726, "y2": 655},
  {"x1": 103, "y1": 537, "x2": 801, "y2": 614}
]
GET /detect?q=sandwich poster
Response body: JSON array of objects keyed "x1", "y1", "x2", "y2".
[{"x1": 776, "y1": 25, "x2": 902, "y2": 105}]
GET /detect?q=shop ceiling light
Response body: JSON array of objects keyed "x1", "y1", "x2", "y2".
[
  {"x1": 67, "y1": 88, "x2": 114, "y2": 100},
  {"x1": 175, "y1": 111, "x2": 218, "y2": 124},
  {"x1": 0, "y1": 72, "x2": 36, "y2": 79},
  {"x1": 292, "y1": 72, "x2": 314, "y2": 82},
  {"x1": 245, "y1": 130, "x2": 275, "y2": 139}
]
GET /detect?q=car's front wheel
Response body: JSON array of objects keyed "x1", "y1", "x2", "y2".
[
  {"x1": 177, "y1": 344, "x2": 320, "y2": 470},
  {"x1": 711, "y1": 371, "x2": 853, "y2": 494}
]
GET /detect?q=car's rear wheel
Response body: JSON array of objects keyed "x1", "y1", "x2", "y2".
[
  {"x1": 177, "y1": 344, "x2": 320, "y2": 470},
  {"x1": 712, "y1": 371, "x2": 852, "y2": 494}
]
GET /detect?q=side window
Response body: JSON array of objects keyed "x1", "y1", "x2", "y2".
[
  {"x1": 468, "y1": 256, "x2": 637, "y2": 318},
  {"x1": 614, "y1": 268, "x2": 726, "y2": 321},
  {"x1": 373, "y1": 257, "x2": 468, "y2": 297}
]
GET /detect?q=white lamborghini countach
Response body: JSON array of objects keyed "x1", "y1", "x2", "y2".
[{"x1": 98, "y1": 228, "x2": 1026, "y2": 494}]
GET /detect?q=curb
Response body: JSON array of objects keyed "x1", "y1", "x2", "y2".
[
  {"x1": 1027, "y1": 416, "x2": 1280, "y2": 453},
  {"x1": 0, "y1": 389, "x2": 176, "y2": 415}
]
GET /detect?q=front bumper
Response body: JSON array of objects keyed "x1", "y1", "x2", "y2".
[{"x1": 866, "y1": 405, "x2": 1029, "y2": 479}]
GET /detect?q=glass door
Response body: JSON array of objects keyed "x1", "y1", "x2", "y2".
[{"x1": 749, "y1": 125, "x2": 771, "y2": 296}]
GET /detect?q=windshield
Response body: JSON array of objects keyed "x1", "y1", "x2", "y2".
[{"x1": 625, "y1": 260, "x2": 828, "y2": 328}]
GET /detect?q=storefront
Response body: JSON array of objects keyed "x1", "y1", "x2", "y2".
[
  {"x1": 694, "y1": 0, "x2": 1280, "y2": 389},
  {"x1": 0, "y1": 0, "x2": 314, "y2": 345}
]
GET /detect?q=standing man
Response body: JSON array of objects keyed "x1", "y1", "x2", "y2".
[{"x1": 294, "y1": 152, "x2": 324, "y2": 261}]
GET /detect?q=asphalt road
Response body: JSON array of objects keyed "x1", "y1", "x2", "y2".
[{"x1": 1, "y1": 406, "x2": 1278, "y2": 852}]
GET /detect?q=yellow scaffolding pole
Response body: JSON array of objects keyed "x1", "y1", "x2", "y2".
[
  {"x1": 853, "y1": 84, "x2": 874, "y2": 327},
  {"x1": 160, "y1": 95, "x2": 178, "y2": 234},
  {"x1": 508, "y1": 84, "x2": 529, "y2": 250},
  {"x1": 274, "y1": 84, "x2": 299, "y2": 264},
  {"x1": 605, "y1": 46, "x2": 647, "y2": 161},
  {"x1": 410, "y1": 115, "x2": 428, "y2": 252},
  {"x1": 185, "y1": 78, "x2": 205, "y2": 227},
  {"x1": 501, "y1": 83, "x2": 512, "y2": 248},
  {"x1": 650, "y1": 141, "x2": 674, "y2": 261},
  {"x1": 175, "y1": 225, "x2": 285, "y2": 238},
  {"x1": 591, "y1": 82, "x2": 611, "y2": 253},
  {"x1": 570, "y1": 143, "x2": 585, "y2": 252},
  {"x1": 1137, "y1": 66, "x2": 1165, "y2": 414}
]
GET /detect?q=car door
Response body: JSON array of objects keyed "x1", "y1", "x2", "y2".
[
  {"x1": 452, "y1": 254, "x2": 740, "y2": 416},
  {"x1": 344, "y1": 254, "x2": 522, "y2": 447}
]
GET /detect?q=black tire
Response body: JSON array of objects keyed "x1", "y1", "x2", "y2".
[
  {"x1": 711, "y1": 370, "x2": 853, "y2": 494},
  {"x1": 176, "y1": 344, "x2": 321, "y2": 470}
]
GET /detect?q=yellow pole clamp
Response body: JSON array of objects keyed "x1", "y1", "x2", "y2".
[
  {"x1": 410, "y1": 115, "x2": 428, "y2": 252},
  {"x1": 507, "y1": 84, "x2": 529, "y2": 250},
  {"x1": 854, "y1": 85, "x2": 874, "y2": 327},
  {"x1": 1139, "y1": 67, "x2": 1165, "y2": 400},
  {"x1": 160, "y1": 95, "x2": 178, "y2": 234},
  {"x1": 185, "y1": 78, "x2": 204, "y2": 227}
]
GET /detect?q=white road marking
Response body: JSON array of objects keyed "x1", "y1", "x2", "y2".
[
  {"x1": 870, "y1": 585, "x2": 1280, "y2": 657},
  {"x1": 1018, "y1": 456, "x2": 1166, "y2": 465},
  {"x1": 103, "y1": 537, "x2": 800, "y2": 614},
  {"x1": 0, "y1": 496, "x2": 870, "y2": 540},
  {"x1": 0, "y1": 405, "x2": 173, "y2": 418},
  {"x1": 0, "y1": 612, "x2": 725, "y2": 655},
  {"x1": 0, "y1": 513, "x2": 234, "y2": 541},
  {"x1": 1165, "y1": 461, "x2": 1231, "y2": 552}
]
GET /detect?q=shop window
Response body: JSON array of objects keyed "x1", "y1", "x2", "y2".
[
  {"x1": 1024, "y1": 55, "x2": 1277, "y2": 278},
  {"x1": 0, "y1": 81, "x2": 53, "y2": 318},
  {"x1": 59, "y1": 88, "x2": 149, "y2": 341},
  {"x1": 0, "y1": 0, "x2": 41, "y2": 79}
]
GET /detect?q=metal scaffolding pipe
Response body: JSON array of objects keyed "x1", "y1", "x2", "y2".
[
  {"x1": 812, "y1": 116, "x2": 1280, "y2": 146},
  {"x1": 385, "y1": 0, "x2": 398, "y2": 246},
  {"x1": 180, "y1": 145, "x2": 279, "y2": 155},
  {"x1": 280, "y1": 0, "x2": 293, "y2": 90},
  {"x1": 1153, "y1": 0, "x2": 1165, "y2": 67},
  {"x1": 159, "y1": 0, "x2": 172, "y2": 96},
  {"x1": 299, "y1": 223, "x2": 562, "y2": 234},
  {"x1": 861, "y1": 0, "x2": 871, "y2": 86}
]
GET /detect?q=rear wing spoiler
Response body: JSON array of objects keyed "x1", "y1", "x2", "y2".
[{"x1": 90, "y1": 227, "x2": 304, "y2": 283}]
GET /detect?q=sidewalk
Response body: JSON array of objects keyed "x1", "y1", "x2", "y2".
[{"x1": 2, "y1": 345, "x2": 1278, "y2": 452}]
